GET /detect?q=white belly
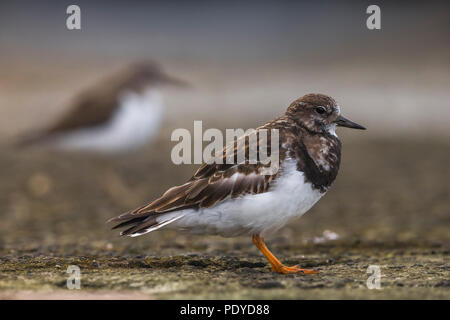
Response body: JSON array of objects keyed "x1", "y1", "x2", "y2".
[
  {"x1": 171, "y1": 159, "x2": 325, "y2": 237},
  {"x1": 54, "y1": 89, "x2": 163, "y2": 153}
]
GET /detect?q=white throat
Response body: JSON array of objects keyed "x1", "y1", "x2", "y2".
[{"x1": 327, "y1": 123, "x2": 337, "y2": 137}]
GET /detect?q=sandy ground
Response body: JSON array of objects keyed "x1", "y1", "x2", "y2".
[{"x1": 0, "y1": 136, "x2": 448, "y2": 299}]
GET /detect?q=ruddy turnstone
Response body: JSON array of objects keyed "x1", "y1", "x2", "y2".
[
  {"x1": 109, "y1": 93, "x2": 365, "y2": 274},
  {"x1": 18, "y1": 62, "x2": 186, "y2": 152}
]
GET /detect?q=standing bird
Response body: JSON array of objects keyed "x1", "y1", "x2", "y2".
[
  {"x1": 108, "y1": 94, "x2": 365, "y2": 274},
  {"x1": 18, "y1": 62, "x2": 187, "y2": 152}
]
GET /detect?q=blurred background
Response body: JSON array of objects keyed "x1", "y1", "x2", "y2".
[{"x1": 0, "y1": 1, "x2": 448, "y2": 299}]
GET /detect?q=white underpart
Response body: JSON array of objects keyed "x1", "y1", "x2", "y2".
[
  {"x1": 53, "y1": 88, "x2": 163, "y2": 152},
  {"x1": 157, "y1": 158, "x2": 325, "y2": 237}
]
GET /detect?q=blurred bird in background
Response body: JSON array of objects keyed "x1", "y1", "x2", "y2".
[
  {"x1": 17, "y1": 61, "x2": 187, "y2": 152},
  {"x1": 16, "y1": 61, "x2": 188, "y2": 206}
]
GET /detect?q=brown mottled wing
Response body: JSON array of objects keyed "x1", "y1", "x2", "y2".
[{"x1": 109, "y1": 127, "x2": 286, "y2": 234}]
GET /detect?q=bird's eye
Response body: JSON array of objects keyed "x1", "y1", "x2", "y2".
[{"x1": 315, "y1": 106, "x2": 326, "y2": 114}]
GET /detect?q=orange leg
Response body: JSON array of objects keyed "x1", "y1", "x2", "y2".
[{"x1": 252, "y1": 234, "x2": 319, "y2": 274}]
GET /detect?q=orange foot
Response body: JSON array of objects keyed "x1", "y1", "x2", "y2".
[
  {"x1": 271, "y1": 264, "x2": 320, "y2": 274},
  {"x1": 252, "y1": 234, "x2": 321, "y2": 275}
]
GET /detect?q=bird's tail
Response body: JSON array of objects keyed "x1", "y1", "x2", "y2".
[{"x1": 108, "y1": 211, "x2": 185, "y2": 237}]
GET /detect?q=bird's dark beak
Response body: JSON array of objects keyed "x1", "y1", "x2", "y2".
[{"x1": 335, "y1": 115, "x2": 366, "y2": 130}]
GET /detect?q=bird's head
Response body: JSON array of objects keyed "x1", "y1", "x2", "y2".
[{"x1": 286, "y1": 93, "x2": 366, "y2": 134}]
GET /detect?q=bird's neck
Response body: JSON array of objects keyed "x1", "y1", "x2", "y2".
[{"x1": 292, "y1": 127, "x2": 342, "y2": 192}]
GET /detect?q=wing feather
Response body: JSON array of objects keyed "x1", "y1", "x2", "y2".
[{"x1": 109, "y1": 122, "x2": 289, "y2": 235}]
